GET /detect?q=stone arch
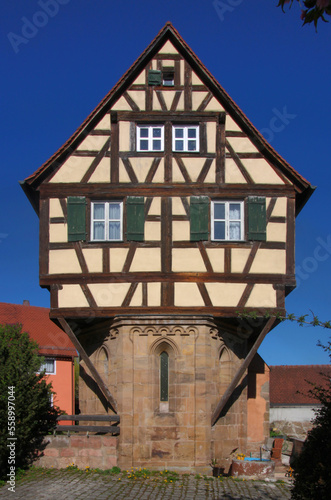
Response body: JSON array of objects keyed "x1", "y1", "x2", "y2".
[
  {"x1": 149, "y1": 338, "x2": 178, "y2": 413},
  {"x1": 97, "y1": 345, "x2": 109, "y2": 380},
  {"x1": 219, "y1": 344, "x2": 233, "y2": 389}
]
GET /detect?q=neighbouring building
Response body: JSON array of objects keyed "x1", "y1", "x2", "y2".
[
  {"x1": 270, "y1": 364, "x2": 331, "y2": 440},
  {"x1": 21, "y1": 23, "x2": 314, "y2": 471},
  {"x1": 0, "y1": 301, "x2": 76, "y2": 417}
]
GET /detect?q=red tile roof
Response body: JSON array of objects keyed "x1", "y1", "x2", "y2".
[
  {"x1": 0, "y1": 302, "x2": 76, "y2": 358},
  {"x1": 270, "y1": 365, "x2": 331, "y2": 406}
]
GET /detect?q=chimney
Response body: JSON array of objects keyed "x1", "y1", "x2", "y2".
[{"x1": 23, "y1": 300, "x2": 30, "y2": 306}]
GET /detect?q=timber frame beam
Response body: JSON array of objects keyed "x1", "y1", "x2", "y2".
[
  {"x1": 211, "y1": 317, "x2": 276, "y2": 426},
  {"x1": 57, "y1": 318, "x2": 118, "y2": 413}
]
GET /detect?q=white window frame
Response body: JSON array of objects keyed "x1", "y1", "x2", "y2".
[
  {"x1": 211, "y1": 200, "x2": 244, "y2": 241},
  {"x1": 39, "y1": 358, "x2": 56, "y2": 375},
  {"x1": 91, "y1": 201, "x2": 123, "y2": 242},
  {"x1": 136, "y1": 124, "x2": 164, "y2": 152},
  {"x1": 172, "y1": 125, "x2": 199, "y2": 152}
]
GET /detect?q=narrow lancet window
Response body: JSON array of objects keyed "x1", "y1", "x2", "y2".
[{"x1": 160, "y1": 351, "x2": 169, "y2": 402}]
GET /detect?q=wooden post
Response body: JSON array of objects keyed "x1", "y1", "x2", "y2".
[
  {"x1": 211, "y1": 317, "x2": 276, "y2": 426},
  {"x1": 57, "y1": 317, "x2": 118, "y2": 413}
]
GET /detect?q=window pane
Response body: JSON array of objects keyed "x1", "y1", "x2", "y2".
[
  {"x1": 175, "y1": 140, "x2": 184, "y2": 151},
  {"x1": 140, "y1": 139, "x2": 149, "y2": 150},
  {"x1": 214, "y1": 221, "x2": 225, "y2": 240},
  {"x1": 188, "y1": 140, "x2": 196, "y2": 151},
  {"x1": 188, "y1": 128, "x2": 196, "y2": 138},
  {"x1": 214, "y1": 203, "x2": 225, "y2": 220},
  {"x1": 93, "y1": 203, "x2": 105, "y2": 219},
  {"x1": 45, "y1": 359, "x2": 54, "y2": 373},
  {"x1": 175, "y1": 128, "x2": 183, "y2": 138},
  {"x1": 229, "y1": 203, "x2": 241, "y2": 220},
  {"x1": 229, "y1": 221, "x2": 241, "y2": 240},
  {"x1": 153, "y1": 128, "x2": 161, "y2": 138},
  {"x1": 140, "y1": 128, "x2": 148, "y2": 138},
  {"x1": 109, "y1": 203, "x2": 120, "y2": 220},
  {"x1": 109, "y1": 221, "x2": 120, "y2": 240},
  {"x1": 94, "y1": 221, "x2": 105, "y2": 240},
  {"x1": 152, "y1": 139, "x2": 161, "y2": 150}
]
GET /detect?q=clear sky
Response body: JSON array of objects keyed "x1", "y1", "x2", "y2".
[{"x1": 1, "y1": 0, "x2": 330, "y2": 366}]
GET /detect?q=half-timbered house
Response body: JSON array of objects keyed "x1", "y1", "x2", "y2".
[{"x1": 21, "y1": 23, "x2": 314, "y2": 471}]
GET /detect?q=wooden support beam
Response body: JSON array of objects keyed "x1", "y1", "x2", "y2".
[
  {"x1": 211, "y1": 317, "x2": 276, "y2": 426},
  {"x1": 57, "y1": 318, "x2": 118, "y2": 413}
]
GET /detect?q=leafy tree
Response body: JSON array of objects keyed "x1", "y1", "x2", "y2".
[
  {"x1": 277, "y1": 0, "x2": 331, "y2": 28},
  {"x1": 291, "y1": 339, "x2": 331, "y2": 499},
  {"x1": 0, "y1": 323, "x2": 62, "y2": 480}
]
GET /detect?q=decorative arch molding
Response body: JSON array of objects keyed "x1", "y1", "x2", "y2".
[{"x1": 149, "y1": 336, "x2": 180, "y2": 356}]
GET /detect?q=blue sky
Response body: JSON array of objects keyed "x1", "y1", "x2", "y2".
[{"x1": 1, "y1": 0, "x2": 330, "y2": 366}]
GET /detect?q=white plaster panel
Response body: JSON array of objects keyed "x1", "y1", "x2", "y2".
[
  {"x1": 271, "y1": 197, "x2": 287, "y2": 217},
  {"x1": 206, "y1": 121, "x2": 216, "y2": 153},
  {"x1": 270, "y1": 406, "x2": 317, "y2": 423},
  {"x1": 158, "y1": 41, "x2": 179, "y2": 54},
  {"x1": 148, "y1": 197, "x2": 161, "y2": 216},
  {"x1": 152, "y1": 91, "x2": 162, "y2": 111},
  {"x1": 127, "y1": 90, "x2": 145, "y2": 111},
  {"x1": 49, "y1": 157, "x2": 91, "y2": 183},
  {"x1": 225, "y1": 158, "x2": 247, "y2": 184},
  {"x1": 180, "y1": 60, "x2": 184, "y2": 86},
  {"x1": 93, "y1": 114, "x2": 110, "y2": 130},
  {"x1": 172, "y1": 197, "x2": 187, "y2": 216},
  {"x1": 204, "y1": 97, "x2": 225, "y2": 112},
  {"x1": 191, "y1": 71, "x2": 204, "y2": 85},
  {"x1": 119, "y1": 159, "x2": 132, "y2": 183},
  {"x1": 174, "y1": 92, "x2": 184, "y2": 111},
  {"x1": 88, "y1": 157, "x2": 110, "y2": 183},
  {"x1": 130, "y1": 283, "x2": 142, "y2": 306},
  {"x1": 49, "y1": 249, "x2": 81, "y2": 274},
  {"x1": 145, "y1": 221, "x2": 161, "y2": 241},
  {"x1": 174, "y1": 283, "x2": 204, "y2": 307},
  {"x1": 119, "y1": 121, "x2": 131, "y2": 151},
  {"x1": 182, "y1": 157, "x2": 207, "y2": 182},
  {"x1": 76, "y1": 135, "x2": 108, "y2": 151},
  {"x1": 172, "y1": 248, "x2": 206, "y2": 272},
  {"x1": 131, "y1": 70, "x2": 146, "y2": 85},
  {"x1": 205, "y1": 283, "x2": 246, "y2": 307},
  {"x1": 49, "y1": 224, "x2": 67, "y2": 243},
  {"x1": 88, "y1": 283, "x2": 130, "y2": 307},
  {"x1": 172, "y1": 221, "x2": 190, "y2": 241},
  {"x1": 130, "y1": 157, "x2": 154, "y2": 183},
  {"x1": 227, "y1": 136, "x2": 259, "y2": 153},
  {"x1": 205, "y1": 248, "x2": 225, "y2": 273},
  {"x1": 162, "y1": 90, "x2": 177, "y2": 111},
  {"x1": 109, "y1": 248, "x2": 129, "y2": 272},
  {"x1": 245, "y1": 284, "x2": 276, "y2": 308},
  {"x1": 130, "y1": 248, "x2": 161, "y2": 272},
  {"x1": 242, "y1": 159, "x2": 285, "y2": 184},
  {"x1": 82, "y1": 248, "x2": 103, "y2": 273},
  {"x1": 267, "y1": 222, "x2": 287, "y2": 242},
  {"x1": 49, "y1": 198, "x2": 64, "y2": 218},
  {"x1": 111, "y1": 96, "x2": 132, "y2": 111},
  {"x1": 192, "y1": 91, "x2": 209, "y2": 111},
  {"x1": 231, "y1": 249, "x2": 251, "y2": 273},
  {"x1": 148, "y1": 282, "x2": 161, "y2": 306},
  {"x1": 204, "y1": 159, "x2": 216, "y2": 183},
  {"x1": 172, "y1": 160, "x2": 186, "y2": 182},
  {"x1": 250, "y1": 249, "x2": 286, "y2": 274},
  {"x1": 151, "y1": 158, "x2": 164, "y2": 183},
  {"x1": 225, "y1": 115, "x2": 241, "y2": 131},
  {"x1": 58, "y1": 285, "x2": 89, "y2": 308}
]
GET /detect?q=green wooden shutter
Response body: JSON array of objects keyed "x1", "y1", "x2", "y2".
[
  {"x1": 160, "y1": 351, "x2": 169, "y2": 402},
  {"x1": 247, "y1": 196, "x2": 266, "y2": 241},
  {"x1": 148, "y1": 70, "x2": 162, "y2": 86},
  {"x1": 126, "y1": 196, "x2": 144, "y2": 241},
  {"x1": 67, "y1": 196, "x2": 86, "y2": 242},
  {"x1": 190, "y1": 196, "x2": 209, "y2": 241}
]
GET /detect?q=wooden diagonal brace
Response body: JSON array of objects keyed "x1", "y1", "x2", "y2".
[
  {"x1": 211, "y1": 317, "x2": 276, "y2": 426},
  {"x1": 57, "y1": 318, "x2": 118, "y2": 413}
]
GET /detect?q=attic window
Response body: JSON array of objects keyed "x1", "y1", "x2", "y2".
[{"x1": 162, "y1": 68, "x2": 174, "y2": 86}]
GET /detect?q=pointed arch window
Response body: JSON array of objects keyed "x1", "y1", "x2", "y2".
[{"x1": 160, "y1": 351, "x2": 169, "y2": 402}]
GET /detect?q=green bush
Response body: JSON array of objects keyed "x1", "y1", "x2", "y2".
[
  {"x1": 292, "y1": 370, "x2": 331, "y2": 499},
  {"x1": 0, "y1": 323, "x2": 62, "y2": 479}
]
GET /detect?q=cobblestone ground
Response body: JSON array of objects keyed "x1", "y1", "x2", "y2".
[{"x1": 0, "y1": 469, "x2": 292, "y2": 500}]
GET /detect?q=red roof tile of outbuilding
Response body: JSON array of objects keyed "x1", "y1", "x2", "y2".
[
  {"x1": 0, "y1": 302, "x2": 76, "y2": 358},
  {"x1": 270, "y1": 365, "x2": 331, "y2": 406}
]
